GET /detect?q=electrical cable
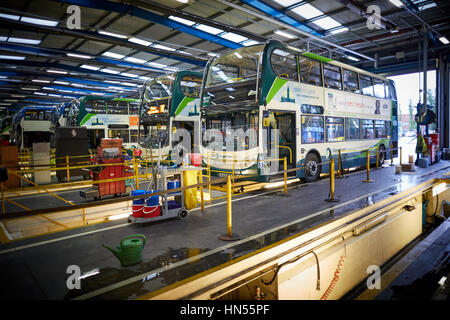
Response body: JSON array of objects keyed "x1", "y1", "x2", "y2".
[
  {"x1": 320, "y1": 236, "x2": 347, "y2": 300},
  {"x1": 261, "y1": 250, "x2": 320, "y2": 291}
]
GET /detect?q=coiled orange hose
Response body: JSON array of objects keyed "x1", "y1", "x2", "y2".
[{"x1": 320, "y1": 254, "x2": 346, "y2": 300}]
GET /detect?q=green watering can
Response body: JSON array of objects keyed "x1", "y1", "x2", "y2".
[{"x1": 103, "y1": 234, "x2": 146, "y2": 267}]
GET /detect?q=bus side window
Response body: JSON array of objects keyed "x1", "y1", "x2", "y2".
[
  {"x1": 323, "y1": 63, "x2": 342, "y2": 90},
  {"x1": 361, "y1": 119, "x2": 375, "y2": 139},
  {"x1": 345, "y1": 118, "x2": 361, "y2": 140},
  {"x1": 271, "y1": 49, "x2": 298, "y2": 81},
  {"x1": 343, "y1": 69, "x2": 359, "y2": 93},
  {"x1": 360, "y1": 75, "x2": 374, "y2": 96},
  {"x1": 373, "y1": 78, "x2": 386, "y2": 99},
  {"x1": 301, "y1": 115, "x2": 324, "y2": 144},
  {"x1": 299, "y1": 56, "x2": 322, "y2": 86}
]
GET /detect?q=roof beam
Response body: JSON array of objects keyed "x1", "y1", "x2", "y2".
[{"x1": 49, "y1": 0, "x2": 242, "y2": 49}]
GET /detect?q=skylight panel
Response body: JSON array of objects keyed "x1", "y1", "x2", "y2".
[
  {"x1": 195, "y1": 24, "x2": 223, "y2": 35},
  {"x1": 168, "y1": 15, "x2": 196, "y2": 26},
  {"x1": 220, "y1": 32, "x2": 248, "y2": 43},
  {"x1": 291, "y1": 4, "x2": 323, "y2": 20},
  {"x1": 66, "y1": 53, "x2": 92, "y2": 59},
  {"x1": 128, "y1": 37, "x2": 152, "y2": 46},
  {"x1": 0, "y1": 36, "x2": 6, "y2": 42},
  {"x1": 147, "y1": 62, "x2": 167, "y2": 68},
  {"x1": 274, "y1": 30, "x2": 296, "y2": 39},
  {"x1": 21, "y1": 16, "x2": 58, "y2": 26},
  {"x1": 102, "y1": 51, "x2": 125, "y2": 59},
  {"x1": 273, "y1": 0, "x2": 300, "y2": 7},
  {"x1": 313, "y1": 17, "x2": 342, "y2": 30}
]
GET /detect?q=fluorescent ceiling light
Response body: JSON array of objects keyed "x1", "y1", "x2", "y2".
[
  {"x1": 176, "y1": 0, "x2": 189, "y2": 3},
  {"x1": 42, "y1": 86, "x2": 55, "y2": 90},
  {"x1": 121, "y1": 82, "x2": 137, "y2": 86},
  {"x1": 389, "y1": 0, "x2": 404, "y2": 7},
  {"x1": 98, "y1": 30, "x2": 128, "y2": 39},
  {"x1": 418, "y1": 3, "x2": 437, "y2": 11},
  {"x1": 313, "y1": 16, "x2": 342, "y2": 30},
  {"x1": 7, "y1": 37, "x2": 41, "y2": 45},
  {"x1": 105, "y1": 80, "x2": 120, "y2": 84},
  {"x1": 329, "y1": 27, "x2": 349, "y2": 34},
  {"x1": 195, "y1": 24, "x2": 223, "y2": 35},
  {"x1": 243, "y1": 40, "x2": 260, "y2": 47},
  {"x1": 102, "y1": 51, "x2": 125, "y2": 59},
  {"x1": 164, "y1": 67, "x2": 178, "y2": 72},
  {"x1": 53, "y1": 81, "x2": 69, "y2": 85},
  {"x1": 153, "y1": 44, "x2": 176, "y2": 51},
  {"x1": 21, "y1": 16, "x2": 58, "y2": 27},
  {"x1": 125, "y1": 57, "x2": 146, "y2": 64},
  {"x1": 273, "y1": 49, "x2": 290, "y2": 57},
  {"x1": 5, "y1": 99, "x2": 18, "y2": 102},
  {"x1": 101, "y1": 68, "x2": 120, "y2": 74},
  {"x1": 47, "y1": 69, "x2": 67, "y2": 74},
  {"x1": 220, "y1": 32, "x2": 248, "y2": 43},
  {"x1": 0, "y1": 13, "x2": 20, "y2": 20},
  {"x1": 439, "y1": 37, "x2": 449, "y2": 45},
  {"x1": 274, "y1": 30, "x2": 296, "y2": 39},
  {"x1": 33, "y1": 92, "x2": 47, "y2": 95},
  {"x1": 80, "y1": 64, "x2": 100, "y2": 71},
  {"x1": 66, "y1": 53, "x2": 92, "y2": 59},
  {"x1": 177, "y1": 50, "x2": 192, "y2": 55},
  {"x1": 347, "y1": 55, "x2": 360, "y2": 62},
  {"x1": 121, "y1": 72, "x2": 138, "y2": 78},
  {"x1": 32, "y1": 79, "x2": 50, "y2": 83},
  {"x1": 11, "y1": 95, "x2": 25, "y2": 98},
  {"x1": 21, "y1": 87, "x2": 38, "y2": 90},
  {"x1": 48, "y1": 94, "x2": 62, "y2": 97},
  {"x1": 128, "y1": 37, "x2": 152, "y2": 46},
  {"x1": 207, "y1": 52, "x2": 218, "y2": 57},
  {"x1": 139, "y1": 76, "x2": 152, "y2": 81},
  {"x1": 147, "y1": 62, "x2": 167, "y2": 68},
  {"x1": 0, "y1": 103, "x2": 11, "y2": 106},
  {"x1": 168, "y1": 15, "x2": 195, "y2": 26},
  {"x1": 292, "y1": 4, "x2": 323, "y2": 20},
  {"x1": 0, "y1": 55, "x2": 26, "y2": 60}
]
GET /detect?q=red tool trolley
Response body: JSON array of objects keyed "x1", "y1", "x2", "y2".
[{"x1": 80, "y1": 138, "x2": 133, "y2": 200}]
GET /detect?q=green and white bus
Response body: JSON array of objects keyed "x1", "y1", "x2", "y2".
[
  {"x1": 200, "y1": 40, "x2": 398, "y2": 182},
  {"x1": 138, "y1": 70, "x2": 202, "y2": 162},
  {"x1": 67, "y1": 96, "x2": 140, "y2": 150}
]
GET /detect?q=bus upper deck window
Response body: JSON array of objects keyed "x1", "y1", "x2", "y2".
[
  {"x1": 360, "y1": 74, "x2": 374, "y2": 96},
  {"x1": 323, "y1": 63, "x2": 342, "y2": 90},
  {"x1": 298, "y1": 56, "x2": 322, "y2": 87},
  {"x1": 343, "y1": 69, "x2": 359, "y2": 93},
  {"x1": 271, "y1": 49, "x2": 298, "y2": 81},
  {"x1": 373, "y1": 78, "x2": 386, "y2": 99}
]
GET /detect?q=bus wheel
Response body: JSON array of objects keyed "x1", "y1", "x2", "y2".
[
  {"x1": 304, "y1": 153, "x2": 320, "y2": 183},
  {"x1": 378, "y1": 145, "x2": 385, "y2": 166}
]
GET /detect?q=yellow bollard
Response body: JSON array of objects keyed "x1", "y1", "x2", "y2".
[
  {"x1": 363, "y1": 150, "x2": 374, "y2": 183},
  {"x1": 232, "y1": 153, "x2": 235, "y2": 194},
  {"x1": 208, "y1": 154, "x2": 212, "y2": 203},
  {"x1": 66, "y1": 155, "x2": 70, "y2": 182},
  {"x1": 82, "y1": 208, "x2": 86, "y2": 225},
  {"x1": 199, "y1": 170, "x2": 204, "y2": 212},
  {"x1": 284, "y1": 157, "x2": 287, "y2": 196},
  {"x1": 1, "y1": 182, "x2": 5, "y2": 218},
  {"x1": 325, "y1": 158, "x2": 339, "y2": 202},
  {"x1": 218, "y1": 175, "x2": 240, "y2": 241},
  {"x1": 145, "y1": 149, "x2": 148, "y2": 176}
]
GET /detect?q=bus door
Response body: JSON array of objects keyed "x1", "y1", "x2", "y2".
[
  {"x1": 172, "y1": 121, "x2": 196, "y2": 154},
  {"x1": 87, "y1": 129, "x2": 104, "y2": 149},
  {"x1": 274, "y1": 111, "x2": 296, "y2": 171}
]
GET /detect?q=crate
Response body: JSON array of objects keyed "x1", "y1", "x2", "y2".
[{"x1": 401, "y1": 163, "x2": 415, "y2": 171}]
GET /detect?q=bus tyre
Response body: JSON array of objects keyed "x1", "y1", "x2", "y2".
[
  {"x1": 178, "y1": 209, "x2": 188, "y2": 219},
  {"x1": 304, "y1": 153, "x2": 320, "y2": 183},
  {"x1": 378, "y1": 145, "x2": 385, "y2": 166}
]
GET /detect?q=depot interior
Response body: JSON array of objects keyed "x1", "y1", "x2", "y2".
[{"x1": 0, "y1": 0, "x2": 450, "y2": 301}]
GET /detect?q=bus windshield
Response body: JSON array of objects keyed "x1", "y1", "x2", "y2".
[
  {"x1": 139, "y1": 119, "x2": 170, "y2": 149},
  {"x1": 204, "y1": 45, "x2": 263, "y2": 106},
  {"x1": 144, "y1": 75, "x2": 174, "y2": 100}
]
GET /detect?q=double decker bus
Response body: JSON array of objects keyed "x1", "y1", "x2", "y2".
[
  {"x1": 200, "y1": 40, "x2": 398, "y2": 182},
  {"x1": 138, "y1": 70, "x2": 202, "y2": 162},
  {"x1": 66, "y1": 96, "x2": 140, "y2": 150},
  {"x1": 10, "y1": 106, "x2": 57, "y2": 149}
]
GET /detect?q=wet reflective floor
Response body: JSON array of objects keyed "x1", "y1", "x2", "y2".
[{"x1": 0, "y1": 161, "x2": 449, "y2": 300}]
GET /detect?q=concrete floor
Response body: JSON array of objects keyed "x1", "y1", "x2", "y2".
[{"x1": 0, "y1": 159, "x2": 449, "y2": 299}]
